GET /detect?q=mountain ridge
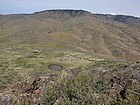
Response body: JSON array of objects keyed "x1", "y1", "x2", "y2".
[
  {"x1": 1, "y1": 9, "x2": 140, "y2": 18},
  {"x1": 0, "y1": 9, "x2": 140, "y2": 61}
]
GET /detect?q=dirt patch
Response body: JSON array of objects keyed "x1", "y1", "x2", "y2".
[{"x1": 48, "y1": 64, "x2": 63, "y2": 70}]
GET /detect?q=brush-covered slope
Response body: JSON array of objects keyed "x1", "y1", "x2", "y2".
[
  {"x1": 0, "y1": 10, "x2": 140, "y2": 61},
  {"x1": 95, "y1": 14, "x2": 140, "y2": 29}
]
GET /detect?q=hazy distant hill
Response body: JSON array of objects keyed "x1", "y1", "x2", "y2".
[
  {"x1": 95, "y1": 14, "x2": 140, "y2": 29},
  {"x1": 0, "y1": 10, "x2": 140, "y2": 61}
]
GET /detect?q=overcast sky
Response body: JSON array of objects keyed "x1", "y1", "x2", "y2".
[{"x1": 0, "y1": 0, "x2": 140, "y2": 17}]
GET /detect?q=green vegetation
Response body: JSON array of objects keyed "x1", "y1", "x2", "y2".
[
  {"x1": 0, "y1": 10, "x2": 140, "y2": 104},
  {"x1": 0, "y1": 45, "x2": 93, "y2": 91},
  {"x1": 0, "y1": 10, "x2": 140, "y2": 61},
  {"x1": 41, "y1": 68, "x2": 140, "y2": 105}
]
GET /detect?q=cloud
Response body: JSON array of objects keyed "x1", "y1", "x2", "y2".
[{"x1": 108, "y1": 13, "x2": 117, "y2": 15}]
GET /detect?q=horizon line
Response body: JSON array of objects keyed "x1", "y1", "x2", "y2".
[{"x1": 0, "y1": 9, "x2": 139, "y2": 18}]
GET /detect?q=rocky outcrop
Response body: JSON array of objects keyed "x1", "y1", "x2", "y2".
[{"x1": 0, "y1": 74, "x2": 59, "y2": 105}]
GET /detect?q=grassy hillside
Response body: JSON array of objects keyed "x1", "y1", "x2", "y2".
[
  {"x1": 0, "y1": 60, "x2": 140, "y2": 104},
  {"x1": 0, "y1": 10, "x2": 140, "y2": 104},
  {"x1": 0, "y1": 10, "x2": 140, "y2": 61}
]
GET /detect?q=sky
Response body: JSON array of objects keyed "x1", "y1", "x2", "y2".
[{"x1": 0, "y1": 0, "x2": 140, "y2": 17}]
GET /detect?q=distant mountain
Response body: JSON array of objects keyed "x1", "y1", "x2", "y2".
[
  {"x1": 0, "y1": 10, "x2": 140, "y2": 61},
  {"x1": 95, "y1": 14, "x2": 140, "y2": 29},
  {"x1": 33, "y1": 10, "x2": 92, "y2": 20}
]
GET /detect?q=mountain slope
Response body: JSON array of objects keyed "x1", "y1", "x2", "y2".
[
  {"x1": 95, "y1": 14, "x2": 140, "y2": 29},
  {"x1": 0, "y1": 10, "x2": 140, "y2": 61}
]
